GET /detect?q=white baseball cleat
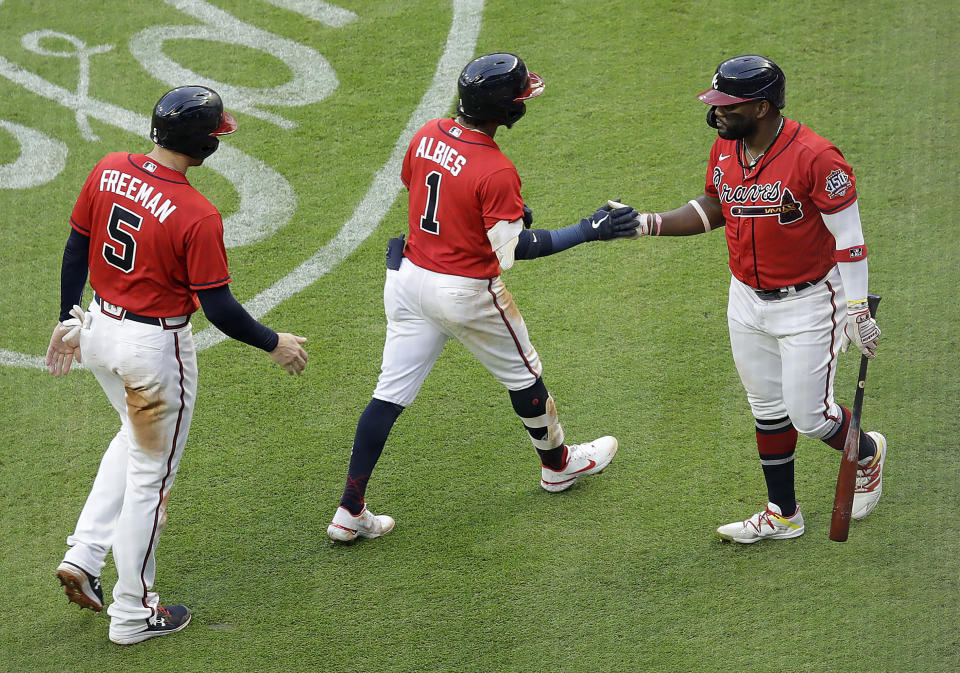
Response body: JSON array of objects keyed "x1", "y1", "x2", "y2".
[
  {"x1": 717, "y1": 502, "x2": 805, "y2": 543},
  {"x1": 852, "y1": 431, "x2": 887, "y2": 520},
  {"x1": 327, "y1": 505, "x2": 395, "y2": 542},
  {"x1": 540, "y1": 436, "x2": 618, "y2": 492}
]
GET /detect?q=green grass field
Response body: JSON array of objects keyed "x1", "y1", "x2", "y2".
[{"x1": 1, "y1": 1, "x2": 957, "y2": 671}]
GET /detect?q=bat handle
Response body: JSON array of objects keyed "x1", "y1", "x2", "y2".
[{"x1": 867, "y1": 293, "x2": 881, "y2": 318}]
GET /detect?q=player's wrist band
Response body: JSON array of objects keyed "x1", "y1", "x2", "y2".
[
  {"x1": 689, "y1": 199, "x2": 711, "y2": 232},
  {"x1": 640, "y1": 212, "x2": 662, "y2": 236},
  {"x1": 834, "y1": 244, "x2": 867, "y2": 262}
]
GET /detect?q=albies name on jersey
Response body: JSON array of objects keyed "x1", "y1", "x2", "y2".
[
  {"x1": 414, "y1": 136, "x2": 467, "y2": 176},
  {"x1": 98, "y1": 169, "x2": 177, "y2": 223}
]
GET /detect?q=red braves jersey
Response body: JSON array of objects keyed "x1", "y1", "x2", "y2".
[
  {"x1": 705, "y1": 118, "x2": 857, "y2": 289},
  {"x1": 69, "y1": 153, "x2": 231, "y2": 316},
  {"x1": 401, "y1": 118, "x2": 524, "y2": 279}
]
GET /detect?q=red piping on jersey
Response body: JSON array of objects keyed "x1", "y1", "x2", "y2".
[
  {"x1": 139, "y1": 332, "x2": 187, "y2": 622},
  {"x1": 821, "y1": 280, "x2": 843, "y2": 425},
  {"x1": 486, "y1": 279, "x2": 538, "y2": 378}
]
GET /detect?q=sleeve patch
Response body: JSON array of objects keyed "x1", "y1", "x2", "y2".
[
  {"x1": 825, "y1": 169, "x2": 852, "y2": 199},
  {"x1": 834, "y1": 244, "x2": 867, "y2": 262}
]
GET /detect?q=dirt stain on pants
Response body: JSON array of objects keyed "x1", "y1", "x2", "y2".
[{"x1": 124, "y1": 383, "x2": 166, "y2": 454}]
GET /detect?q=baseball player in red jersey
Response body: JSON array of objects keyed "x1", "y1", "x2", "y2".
[
  {"x1": 326, "y1": 53, "x2": 639, "y2": 542},
  {"x1": 625, "y1": 55, "x2": 885, "y2": 543},
  {"x1": 45, "y1": 86, "x2": 308, "y2": 644}
]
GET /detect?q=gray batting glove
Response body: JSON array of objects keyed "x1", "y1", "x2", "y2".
[{"x1": 841, "y1": 300, "x2": 880, "y2": 358}]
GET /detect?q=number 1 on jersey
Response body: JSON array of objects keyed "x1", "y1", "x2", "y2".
[{"x1": 419, "y1": 171, "x2": 442, "y2": 234}]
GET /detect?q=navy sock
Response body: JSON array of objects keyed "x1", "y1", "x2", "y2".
[
  {"x1": 823, "y1": 406, "x2": 876, "y2": 461},
  {"x1": 339, "y1": 398, "x2": 404, "y2": 515}
]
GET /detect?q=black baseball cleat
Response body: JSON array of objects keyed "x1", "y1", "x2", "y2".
[
  {"x1": 56, "y1": 561, "x2": 104, "y2": 612},
  {"x1": 110, "y1": 605, "x2": 192, "y2": 645}
]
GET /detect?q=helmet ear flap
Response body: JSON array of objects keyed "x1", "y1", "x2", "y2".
[{"x1": 706, "y1": 106, "x2": 718, "y2": 128}]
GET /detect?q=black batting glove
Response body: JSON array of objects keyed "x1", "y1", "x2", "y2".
[
  {"x1": 579, "y1": 203, "x2": 639, "y2": 241},
  {"x1": 522, "y1": 204, "x2": 534, "y2": 228}
]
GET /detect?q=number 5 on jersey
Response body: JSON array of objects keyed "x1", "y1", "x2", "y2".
[{"x1": 102, "y1": 203, "x2": 143, "y2": 273}]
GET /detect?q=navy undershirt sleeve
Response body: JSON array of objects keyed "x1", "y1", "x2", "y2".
[
  {"x1": 59, "y1": 229, "x2": 90, "y2": 322},
  {"x1": 197, "y1": 285, "x2": 279, "y2": 352},
  {"x1": 514, "y1": 222, "x2": 589, "y2": 260}
]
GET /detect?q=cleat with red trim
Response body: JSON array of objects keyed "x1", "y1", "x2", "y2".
[
  {"x1": 540, "y1": 436, "x2": 618, "y2": 492},
  {"x1": 327, "y1": 505, "x2": 395, "y2": 542},
  {"x1": 852, "y1": 432, "x2": 886, "y2": 520},
  {"x1": 717, "y1": 502, "x2": 805, "y2": 543},
  {"x1": 110, "y1": 605, "x2": 191, "y2": 645}
]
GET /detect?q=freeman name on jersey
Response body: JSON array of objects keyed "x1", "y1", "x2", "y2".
[
  {"x1": 413, "y1": 136, "x2": 467, "y2": 176},
  {"x1": 99, "y1": 169, "x2": 177, "y2": 223}
]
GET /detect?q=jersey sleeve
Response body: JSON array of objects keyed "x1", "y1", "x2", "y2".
[
  {"x1": 68, "y1": 160, "x2": 104, "y2": 235},
  {"x1": 808, "y1": 146, "x2": 857, "y2": 215},
  {"x1": 477, "y1": 166, "x2": 524, "y2": 230},
  {"x1": 184, "y1": 213, "x2": 231, "y2": 291},
  {"x1": 400, "y1": 134, "x2": 415, "y2": 189},
  {"x1": 704, "y1": 140, "x2": 721, "y2": 197}
]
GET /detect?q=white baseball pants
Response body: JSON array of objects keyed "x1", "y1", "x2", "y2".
[
  {"x1": 61, "y1": 300, "x2": 196, "y2": 639},
  {"x1": 373, "y1": 258, "x2": 542, "y2": 407},
  {"x1": 727, "y1": 266, "x2": 847, "y2": 438}
]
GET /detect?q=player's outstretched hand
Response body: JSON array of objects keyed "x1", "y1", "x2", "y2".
[
  {"x1": 45, "y1": 319, "x2": 82, "y2": 377},
  {"x1": 271, "y1": 333, "x2": 308, "y2": 375},
  {"x1": 579, "y1": 201, "x2": 639, "y2": 241}
]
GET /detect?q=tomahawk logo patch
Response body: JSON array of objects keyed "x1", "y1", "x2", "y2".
[
  {"x1": 729, "y1": 187, "x2": 803, "y2": 225},
  {"x1": 825, "y1": 168, "x2": 852, "y2": 199}
]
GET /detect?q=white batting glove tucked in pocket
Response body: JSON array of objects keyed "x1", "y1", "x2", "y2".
[{"x1": 61, "y1": 304, "x2": 91, "y2": 347}]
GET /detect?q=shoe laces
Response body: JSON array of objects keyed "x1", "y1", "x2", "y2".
[
  {"x1": 748, "y1": 506, "x2": 787, "y2": 533},
  {"x1": 855, "y1": 455, "x2": 881, "y2": 489}
]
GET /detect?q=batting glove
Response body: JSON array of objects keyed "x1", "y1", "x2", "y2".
[
  {"x1": 841, "y1": 299, "x2": 880, "y2": 358},
  {"x1": 579, "y1": 202, "x2": 639, "y2": 241},
  {"x1": 522, "y1": 204, "x2": 534, "y2": 228},
  {"x1": 60, "y1": 304, "x2": 90, "y2": 347}
]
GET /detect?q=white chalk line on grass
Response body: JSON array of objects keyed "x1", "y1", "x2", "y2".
[{"x1": 1, "y1": 0, "x2": 484, "y2": 370}]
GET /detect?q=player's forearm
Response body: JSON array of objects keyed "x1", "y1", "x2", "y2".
[
  {"x1": 59, "y1": 229, "x2": 90, "y2": 321},
  {"x1": 647, "y1": 195, "x2": 724, "y2": 236},
  {"x1": 197, "y1": 285, "x2": 279, "y2": 351},
  {"x1": 821, "y1": 201, "x2": 869, "y2": 302},
  {"x1": 514, "y1": 224, "x2": 581, "y2": 259}
]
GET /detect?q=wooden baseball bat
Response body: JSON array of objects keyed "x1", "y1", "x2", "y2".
[{"x1": 829, "y1": 294, "x2": 881, "y2": 542}]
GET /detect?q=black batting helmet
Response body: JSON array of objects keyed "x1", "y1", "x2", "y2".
[
  {"x1": 457, "y1": 53, "x2": 544, "y2": 128},
  {"x1": 150, "y1": 85, "x2": 237, "y2": 161},
  {"x1": 698, "y1": 55, "x2": 786, "y2": 110}
]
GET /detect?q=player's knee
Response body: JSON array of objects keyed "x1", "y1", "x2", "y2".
[
  {"x1": 508, "y1": 378, "x2": 564, "y2": 450},
  {"x1": 793, "y1": 415, "x2": 840, "y2": 439}
]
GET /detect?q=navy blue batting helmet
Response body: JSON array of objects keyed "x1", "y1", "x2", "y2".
[{"x1": 150, "y1": 86, "x2": 237, "y2": 160}]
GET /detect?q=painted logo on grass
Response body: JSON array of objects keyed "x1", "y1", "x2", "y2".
[{"x1": 0, "y1": 0, "x2": 484, "y2": 368}]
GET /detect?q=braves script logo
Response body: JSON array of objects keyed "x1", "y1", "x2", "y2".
[
  {"x1": 714, "y1": 167, "x2": 803, "y2": 224},
  {"x1": 825, "y1": 168, "x2": 852, "y2": 199}
]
